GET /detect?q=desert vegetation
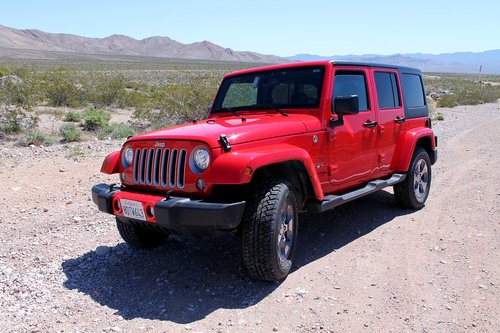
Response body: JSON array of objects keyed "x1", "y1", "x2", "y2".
[
  {"x1": 0, "y1": 60, "x2": 237, "y2": 144},
  {"x1": 424, "y1": 74, "x2": 500, "y2": 108},
  {"x1": 1, "y1": 60, "x2": 499, "y2": 145}
]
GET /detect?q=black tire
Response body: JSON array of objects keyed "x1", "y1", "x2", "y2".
[
  {"x1": 394, "y1": 147, "x2": 432, "y2": 209},
  {"x1": 116, "y1": 217, "x2": 167, "y2": 249},
  {"x1": 241, "y1": 179, "x2": 299, "y2": 281}
]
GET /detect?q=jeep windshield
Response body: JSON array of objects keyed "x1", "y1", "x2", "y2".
[{"x1": 212, "y1": 66, "x2": 325, "y2": 113}]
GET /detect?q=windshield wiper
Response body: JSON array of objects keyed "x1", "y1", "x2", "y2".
[
  {"x1": 264, "y1": 104, "x2": 288, "y2": 117},
  {"x1": 213, "y1": 107, "x2": 239, "y2": 117}
]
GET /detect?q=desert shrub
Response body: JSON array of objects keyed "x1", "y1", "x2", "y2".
[
  {"x1": 0, "y1": 107, "x2": 21, "y2": 133},
  {"x1": 135, "y1": 77, "x2": 218, "y2": 129},
  {"x1": 435, "y1": 113, "x2": 444, "y2": 121},
  {"x1": 0, "y1": 66, "x2": 11, "y2": 77},
  {"x1": 22, "y1": 131, "x2": 54, "y2": 146},
  {"x1": 93, "y1": 75, "x2": 127, "y2": 106},
  {"x1": 97, "y1": 122, "x2": 136, "y2": 140},
  {"x1": 437, "y1": 95, "x2": 457, "y2": 108},
  {"x1": 150, "y1": 118, "x2": 177, "y2": 130},
  {"x1": 428, "y1": 75, "x2": 500, "y2": 108},
  {"x1": 1, "y1": 75, "x2": 41, "y2": 111},
  {"x1": 44, "y1": 69, "x2": 82, "y2": 107},
  {"x1": 59, "y1": 123, "x2": 82, "y2": 142},
  {"x1": 0, "y1": 107, "x2": 39, "y2": 134},
  {"x1": 43, "y1": 108, "x2": 66, "y2": 119},
  {"x1": 125, "y1": 90, "x2": 150, "y2": 109},
  {"x1": 64, "y1": 111, "x2": 82, "y2": 122},
  {"x1": 82, "y1": 107, "x2": 110, "y2": 131}
]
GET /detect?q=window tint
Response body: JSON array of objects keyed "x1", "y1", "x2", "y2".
[
  {"x1": 269, "y1": 83, "x2": 318, "y2": 105},
  {"x1": 390, "y1": 74, "x2": 400, "y2": 107},
  {"x1": 401, "y1": 73, "x2": 425, "y2": 108},
  {"x1": 212, "y1": 66, "x2": 325, "y2": 112},
  {"x1": 222, "y1": 82, "x2": 256, "y2": 108},
  {"x1": 374, "y1": 72, "x2": 400, "y2": 109},
  {"x1": 333, "y1": 73, "x2": 369, "y2": 111}
]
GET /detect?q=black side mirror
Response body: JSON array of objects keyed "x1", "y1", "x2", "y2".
[
  {"x1": 334, "y1": 95, "x2": 359, "y2": 115},
  {"x1": 330, "y1": 95, "x2": 359, "y2": 128}
]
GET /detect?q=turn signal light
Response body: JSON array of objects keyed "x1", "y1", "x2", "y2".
[
  {"x1": 425, "y1": 117, "x2": 432, "y2": 128},
  {"x1": 196, "y1": 178, "x2": 206, "y2": 191}
]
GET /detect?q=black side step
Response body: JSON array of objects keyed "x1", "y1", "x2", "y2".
[{"x1": 306, "y1": 173, "x2": 406, "y2": 213}]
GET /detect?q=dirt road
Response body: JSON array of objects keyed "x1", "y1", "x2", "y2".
[{"x1": 1, "y1": 102, "x2": 499, "y2": 332}]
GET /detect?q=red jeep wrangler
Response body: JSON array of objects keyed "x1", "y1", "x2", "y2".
[{"x1": 92, "y1": 61, "x2": 437, "y2": 281}]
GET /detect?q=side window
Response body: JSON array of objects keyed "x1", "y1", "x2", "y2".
[
  {"x1": 401, "y1": 73, "x2": 425, "y2": 108},
  {"x1": 374, "y1": 72, "x2": 401, "y2": 109},
  {"x1": 333, "y1": 73, "x2": 369, "y2": 111}
]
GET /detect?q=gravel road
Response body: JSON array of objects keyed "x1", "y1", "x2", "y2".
[{"x1": 1, "y1": 102, "x2": 499, "y2": 333}]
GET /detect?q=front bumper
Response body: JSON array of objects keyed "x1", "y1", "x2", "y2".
[{"x1": 91, "y1": 183, "x2": 246, "y2": 236}]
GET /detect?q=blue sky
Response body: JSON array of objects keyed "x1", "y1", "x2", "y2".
[{"x1": 1, "y1": 0, "x2": 498, "y2": 56}]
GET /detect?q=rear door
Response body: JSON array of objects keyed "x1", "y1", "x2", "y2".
[
  {"x1": 327, "y1": 67, "x2": 379, "y2": 191},
  {"x1": 371, "y1": 68, "x2": 405, "y2": 175}
]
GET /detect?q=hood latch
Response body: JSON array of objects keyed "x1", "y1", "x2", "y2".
[{"x1": 219, "y1": 134, "x2": 232, "y2": 152}]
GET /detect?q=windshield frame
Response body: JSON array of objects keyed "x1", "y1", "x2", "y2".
[{"x1": 211, "y1": 65, "x2": 325, "y2": 114}]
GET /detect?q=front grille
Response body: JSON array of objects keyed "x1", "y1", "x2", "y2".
[{"x1": 133, "y1": 148, "x2": 187, "y2": 189}]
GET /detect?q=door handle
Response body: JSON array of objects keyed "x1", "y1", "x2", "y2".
[
  {"x1": 394, "y1": 117, "x2": 406, "y2": 124},
  {"x1": 363, "y1": 121, "x2": 378, "y2": 128}
]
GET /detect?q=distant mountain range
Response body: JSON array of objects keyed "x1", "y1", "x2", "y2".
[
  {"x1": 0, "y1": 25, "x2": 498, "y2": 73},
  {"x1": 286, "y1": 50, "x2": 500, "y2": 74},
  {"x1": 0, "y1": 25, "x2": 283, "y2": 63}
]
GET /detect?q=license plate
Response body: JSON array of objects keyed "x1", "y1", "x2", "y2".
[{"x1": 120, "y1": 199, "x2": 146, "y2": 221}]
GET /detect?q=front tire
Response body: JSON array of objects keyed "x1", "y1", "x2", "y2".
[
  {"x1": 394, "y1": 147, "x2": 432, "y2": 209},
  {"x1": 241, "y1": 180, "x2": 299, "y2": 281},
  {"x1": 116, "y1": 217, "x2": 168, "y2": 249}
]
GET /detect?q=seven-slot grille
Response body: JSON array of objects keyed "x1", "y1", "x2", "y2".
[{"x1": 133, "y1": 148, "x2": 187, "y2": 189}]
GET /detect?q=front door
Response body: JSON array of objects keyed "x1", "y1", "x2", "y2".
[{"x1": 327, "y1": 68, "x2": 379, "y2": 191}]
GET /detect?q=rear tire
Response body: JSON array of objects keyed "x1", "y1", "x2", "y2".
[
  {"x1": 241, "y1": 180, "x2": 299, "y2": 281},
  {"x1": 394, "y1": 147, "x2": 432, "y2": 209},
  {"x1": 116, "y1": 217, "x2": 167, "y2": 249}
]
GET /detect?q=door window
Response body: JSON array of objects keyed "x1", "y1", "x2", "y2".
[
  {"x1": 401, "y1": 73, "x2": 425, "y2": 108},
  {"x1": 333, "y1": 73, "x2": 369, "y2": 111},
  {"x1": 374, "y1": 72, "x2": 400, "y2": 109}
]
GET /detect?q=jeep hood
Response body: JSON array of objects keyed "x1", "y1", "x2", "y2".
[{"x1": 128, "y1": 113, "x2": 322, "y2": 148}]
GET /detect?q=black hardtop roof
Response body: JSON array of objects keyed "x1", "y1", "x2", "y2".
[{"x1": 330, "y1": 60, "x2": 421, "y2": 73}]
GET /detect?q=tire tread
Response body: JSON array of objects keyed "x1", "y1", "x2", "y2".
[
  {"x1": 116, "y1": 217, "x2": 166, "y2": 249},
  {"x1": 241, "y1": 180, "x2": 297, "y2": 281},
  {"x1": 394, "y1": 147, "x2": 431, "y2": 209}
]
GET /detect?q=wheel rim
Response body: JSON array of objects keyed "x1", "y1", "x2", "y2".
[
  {"x1": 413, "y1": 159, "x2": 429, "y2": 203},
  {"x1": 277, "y1": 194, "x2": 294, "y2": 262}
]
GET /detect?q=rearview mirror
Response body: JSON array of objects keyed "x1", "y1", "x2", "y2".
[{"x1": 333, "y1": 95, "x2": 359, "y2": 116}]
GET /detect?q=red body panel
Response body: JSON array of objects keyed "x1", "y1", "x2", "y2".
[
  {"x1": 120, "y1": 140, "x2": 207, "y2": 195},
  {"x1": 393, "y1": 125, "x2": 436, "y2": 172},
  {"x1": 368, "y1": 67, "x2": 405, "y2": 176},
  {"x1": 101, "y1": 151, "x2": 120, "y2": 174},
  {"x1": 131, "y1": 113, "x2": 317, "y2": 148},
  {"x1": 208, "y1": 143, "x2": 325, "y2": 200},
  {"x1": 112, "y1": 191, "x2": 164, "y2": 223},
  {"x1": 327, "y1": 66, "x2": 379, "y2": 191},
  {"x1": 118, "y1": 113, "x2": 328, "y2": 200}
]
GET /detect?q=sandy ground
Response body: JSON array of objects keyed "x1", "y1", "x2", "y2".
[{"x1": 0, "y1": 102, "x2": 499, "y2": 333}]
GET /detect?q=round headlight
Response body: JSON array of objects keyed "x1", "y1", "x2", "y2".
[
  {"x1": 191, "y1": 146, "x2": 210, "y2": 172},
  {"x1": 122, "y1": 146, "x2": 134, "y2": 168}
]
